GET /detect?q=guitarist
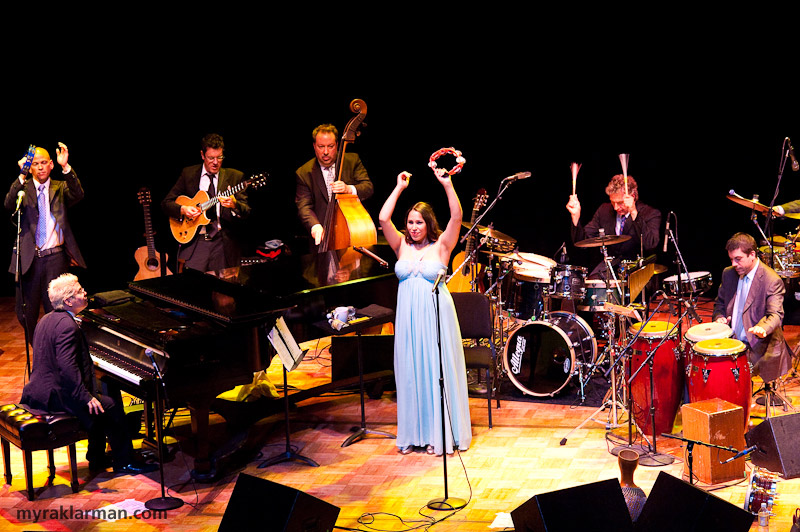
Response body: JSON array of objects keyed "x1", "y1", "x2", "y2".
[
  {"x1": 161, "y1": 134, "x2": 250, "y2": 272},
  {"x1": 295, "y1": 124, "x2": 374, "y2": 251}
]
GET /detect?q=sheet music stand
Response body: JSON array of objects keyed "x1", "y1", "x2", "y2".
[{"x1": 315, "y1": 304, "x2": 396, "y2": 447}]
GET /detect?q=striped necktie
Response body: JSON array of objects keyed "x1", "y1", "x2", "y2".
[{"x1": 36, "y1": 184, "x2": 47, "y2": 248}]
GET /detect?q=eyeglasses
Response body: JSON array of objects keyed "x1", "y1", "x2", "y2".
[{"x1": 204, "y1": 155, "x2": 225, "y2": 162}]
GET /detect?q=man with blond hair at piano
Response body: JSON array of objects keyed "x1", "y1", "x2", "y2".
[{"x1": 20, "y1": 273, "x2": 157, "y2": 475}]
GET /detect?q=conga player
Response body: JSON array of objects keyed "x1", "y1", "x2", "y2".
[{"x1": 712, "y1": 232, "x2": 792, "y2": 386}]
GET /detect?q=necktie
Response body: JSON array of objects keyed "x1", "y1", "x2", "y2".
[
  {"x1": 324, "y1": 166, "x2": 335, "y2": 199},
  {"x1": 616, "y1": 215, "x2": 626, "y2": 235},
  {"x1": 734, "y1": 276, "x2": 749, "y2": 340},
  {"x1": 36, "y1": 185, "x2": 47, "y2": 248},
  {"x1": 207, "y1": 175, "x2": 217, "y2": 222}
]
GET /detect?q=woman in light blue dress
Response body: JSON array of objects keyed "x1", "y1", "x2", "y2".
[{"x1": 378, "y1": 169, "x2": 472, "y2": 456}]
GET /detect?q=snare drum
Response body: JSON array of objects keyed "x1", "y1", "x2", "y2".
[
  {"x1": 627, "y1": 320, "x2": 684, "y2": 436},
  {"x1": 550, "y1": 265, "x2": 587, "y2": 300},
  {"x1": 577, "y1": 279, "x2": 622, "y2": 312},
  {"x1": 687, "y1": 337, "x2": 751, "y2": 428},
  {"x1": 663, "y1": 271, "x2": 713, "y2": 296},
  {"x1": 503, "y1": 311, "x2": 597, "y2": 397}
]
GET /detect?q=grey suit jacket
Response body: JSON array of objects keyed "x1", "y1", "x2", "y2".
[{"x1": 712, "y1": 261, "x2": 792, "y2": 382}]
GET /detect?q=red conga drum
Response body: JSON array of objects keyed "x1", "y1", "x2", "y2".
[
  {"x1": 686, "y1": 337, "x2": 751, "y2": 429},
  {"x1": 627, "y1": 321, "x2": 684, "y2": 436}
]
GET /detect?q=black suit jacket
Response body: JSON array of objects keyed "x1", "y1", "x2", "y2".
[
  {"x1": 295, "y1": 152, "x2": 374, "y2": 233},
  {"x1": 571, "y1": 201, "x2": 661, "y2": 276},
  {"x1": 712, "y1": 261, "x2": 792, "y2": 382},
  {"x1": 161, "y1": 164, "x2": 251, "y2": 266},
  {"x1": 20, "y1": 310, "x2": 95, "y2": 422},
  {"x1": 4, "y1": 170, "x2": 86, "y2": 275}
]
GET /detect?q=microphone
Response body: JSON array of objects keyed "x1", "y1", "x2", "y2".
[
  {"x1": 721, "y1": 444, "x2": 758, "y2": 464},
  {"x1": 663, "y1": 213, "x2": 671, "y2": 253},
  {"x1": 432, "y1": 268, "x2": 447, "y2": 293},
  {"x1": 502, "y1": 171, "x2": 531, "y2": 182},
  {"x1": 15, "y1": 191, "x2": 24, "y2": 211},
  {"x1": 789, "y1": 137, "x2": 799, "y2": 172},
  {"x1": 144, "y1": 348, "x2": 164, "y2": 381}
]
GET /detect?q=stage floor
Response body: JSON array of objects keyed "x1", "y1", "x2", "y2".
[{"x1": 0, "y1": 297, "x2": 798, "y2": 531}]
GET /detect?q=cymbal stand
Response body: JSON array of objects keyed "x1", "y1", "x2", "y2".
[
  {"x1": 664, "y1": 216, "x2": 701, "y2": 327},
  {"x1": 762, "y1": 137, "x2": 792, "y2": 268},
  {"x1": 560, "y1": 309, "x2": 629, "y2": 446},
  {"x1": 484, "y1": 254, "x2": 517, "y2": 350}
]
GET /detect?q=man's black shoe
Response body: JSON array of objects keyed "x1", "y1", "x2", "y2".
[
  {"x1": 113, "y1": 461, "x2": 158, "y2": 475},
  {"x1": 88, "y1": 456, "x2": 112, "y2": 472}
]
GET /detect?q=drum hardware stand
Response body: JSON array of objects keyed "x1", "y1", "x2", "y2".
[
  {"x1": 664, "y1": 217, "x2": 702, "y2": 332},
  {"x1": 621, "y1": 296, "x2": 680, "y2": 466},
  {"x1": 560, "y1": 310, "x2": 629, "y2": 445}
]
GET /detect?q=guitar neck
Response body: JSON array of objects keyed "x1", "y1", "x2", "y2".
[
  {"x1": 142, "y1": 202, "x2": 157, "y2": 259},
  {"x1": 200, "y1": 179, "x2": 249, "y2": 211}
]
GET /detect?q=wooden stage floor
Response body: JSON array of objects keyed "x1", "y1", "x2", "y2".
[{"x1": 0, "y1": 296, "x2": 798, "y2": 531}]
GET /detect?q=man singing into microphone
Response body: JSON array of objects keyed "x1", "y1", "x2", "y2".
[
  {"x1": 4, "y1": 143, "x2": 86, "y2": 344},
  {"x1": 713, "y1": 232, "x2": 792, "y2": 384},
  {"x1": 566, "y1": 174, "x2": 661, "y2": 278}
]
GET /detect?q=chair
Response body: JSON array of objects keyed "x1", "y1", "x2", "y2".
[{"x1": 451, "y1": 292, "x2": 500, "y2": 428}]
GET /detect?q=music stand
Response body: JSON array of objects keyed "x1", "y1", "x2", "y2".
[
  {"x1": 259, "y1": 317, "x2": 318, "y2": 468},
  {"x1": 314, "y1": 304, "x2": 395, "y2": 447}
]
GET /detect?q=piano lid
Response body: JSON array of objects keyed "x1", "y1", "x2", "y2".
[{"x1": 196, "y1": 245, "x2": 397, "y2": 300}]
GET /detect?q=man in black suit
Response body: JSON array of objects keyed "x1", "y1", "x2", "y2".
[
  {"x1": 162, "y1": 133, "x2": 250, "y2": 272},
  {"x1": 4, "y1": 143, "x2": 86, "y2": 343},
  {"x1": 295, "y1": 124, "x2": 374, "y2": 250},
  {"x1": 713, "y1": 232, "x2": 792, "y2": 383},
  {"x1": 20, "y1": 273, "x2": 156, "y2": 474},
  {"x1": 566, "y1": 174, "x2": 661, "y2": 278}
]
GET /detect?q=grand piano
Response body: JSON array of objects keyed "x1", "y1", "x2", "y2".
[{"x1": 79, "y1": 247, "x2": 398, "y2": 479}]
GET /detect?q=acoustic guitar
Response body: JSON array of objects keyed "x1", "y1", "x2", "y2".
[
  {"x1": 447, "y1": 189, "x2": 488, "y2": 292},
  {"x1": 168, "y1": 173, "x2": 268, "y2": 244},
  {"x1": 134, "y1": 187, "x2": 172, "y2": 280}
]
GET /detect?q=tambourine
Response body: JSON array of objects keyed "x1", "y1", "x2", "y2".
[{"x1": 428, "y1": 147, "x2": 465, "y2": 176}]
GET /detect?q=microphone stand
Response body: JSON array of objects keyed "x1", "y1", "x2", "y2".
[
  {"x1": 427, "y1": 279, "x2": 466, "y2": 512},
  {"x1": 13, "y1": 195, "x2": 32, "y2": 378},
  {"x1": 763, "y1": 137, "x2": 792, "y2": 268},
  {"x1": 144, "y1": 350, "x2": 184, "y2": 511},
  {"x1": 659, "y1": 433, "x2": 742, "y2": 485}
]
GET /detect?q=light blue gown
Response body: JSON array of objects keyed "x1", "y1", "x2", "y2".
[{"x1": 394, "y1": 259, "x2": 472, "y2": 455}]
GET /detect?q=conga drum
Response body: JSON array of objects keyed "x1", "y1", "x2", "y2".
[
  {"x1": 683, "y1": 322, "x2": 732, "y2": 359},
  {"x1": 686, "y1": 337, "x2": 751, "y2": 429},
  {"x1": 627, "y1": 320, "x2": 684, "y2": 436}
]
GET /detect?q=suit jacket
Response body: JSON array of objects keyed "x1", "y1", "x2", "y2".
[
  {"x1": 571, "y1": 201, "x2": 661, "y2": 276},
  {"x1": 712, "y1": 261, "x2": 792, "y2": 382},
  {"x1": 4, "y1": 170, "x2": 86, "y2": 275},
  {"x1": 20, "y1": 310, "x2": 95, "y2": 422},
  {"x1": 295, "y1": 152, "x2": 374, "y2": 233},
  {"x1": 161, "y1": 164, "x2": 251, "y2": 266}
]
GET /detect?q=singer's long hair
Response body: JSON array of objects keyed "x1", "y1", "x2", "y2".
[{"x1": 403, "y1": 202, "x2": 442, "y2": 245}]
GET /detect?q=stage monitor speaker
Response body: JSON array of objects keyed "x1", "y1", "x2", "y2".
[
  {"x1": 510, "y1": 478, "x2": 633, "y2": 532},
  {"x1": 633, "y1": 471, "x2": 753, "y2": 532},
  {"x1": 330, "y1": 334, "x2": 394, "y2": 383},
  {"x1": 219, "y1": 473, "x2": 340, "y2": 532},
  {"x1": 745, "y1": 412, "x2": 800, "y2": 479}
]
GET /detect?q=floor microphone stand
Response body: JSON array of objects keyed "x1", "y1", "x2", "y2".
[
  {"x1": 427, "y1": 280, "x2": 466, "y2": 512},
  {"x1": 13, "y1": 202, "x2": 32, "y2": 378},
  {"x1": 144, "y1": 350, "x2": 184, "y2": 511}
]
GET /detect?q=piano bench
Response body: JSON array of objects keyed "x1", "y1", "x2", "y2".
[{"x1": 0, "y1": 403, "x2": 87, "y2": 501}]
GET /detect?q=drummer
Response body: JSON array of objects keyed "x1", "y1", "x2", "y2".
[
  {"x1": 712, "y1": 232, "x2": 792, "y2": 384},
  {"x1": 566, "y1": 174, "x2": 661, "y2": 279}
]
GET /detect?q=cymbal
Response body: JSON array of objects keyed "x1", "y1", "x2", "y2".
[
  {"x1": 653, "y1": 264, "x2": 668, "y2": 275},
  {"x1": 727, "y1": 194, "x2": 771, "y2": 214},
  {"x1": 462, "y1": 222, "x2": 516, "y2": 244},
  {"x1": 574, "y1": 234, "x2": 631, "y2": 248}
]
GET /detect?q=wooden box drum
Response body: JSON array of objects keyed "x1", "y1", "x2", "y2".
[
  {"x1": 686, "y1": 337, "x2": 751, "y2": 429},
  {"x1": 627, "y1": 320, "x2": 684, "y2": 436},
  {"x1": 503, "y1": 311, "x2": 597, "y2": 397}
]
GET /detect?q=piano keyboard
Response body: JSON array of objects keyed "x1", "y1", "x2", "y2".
[{"x1": 89, "y1": 346, "x2": 155, "y2": 386}]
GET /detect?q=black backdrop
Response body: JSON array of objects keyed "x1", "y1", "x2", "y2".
[{"x1": 2, "y1": 71, "x2": 798, "y2": 303}]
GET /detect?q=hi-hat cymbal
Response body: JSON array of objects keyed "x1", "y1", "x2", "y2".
[
  {"x1": 462, "y1": 222, "x2": 516, "y2": 244},
  {"x1": 574, "y1": 234, "x2": 631, "y2": 248}
]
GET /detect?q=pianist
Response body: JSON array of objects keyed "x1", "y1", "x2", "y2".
[{"x1": 20, "y1": 274, "x2": 157, "y2": 475}]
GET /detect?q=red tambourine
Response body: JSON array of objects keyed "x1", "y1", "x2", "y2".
[{"x1": 428, "y1": 147, "x2": 465, "y2": 176}]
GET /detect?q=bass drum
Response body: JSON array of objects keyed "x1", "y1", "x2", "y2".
[{"x1": 503, "y1": 311, "x2": 597, "y2": 397}]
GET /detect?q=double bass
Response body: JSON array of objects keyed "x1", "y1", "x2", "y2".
[{"x1": 318, "y1": 99, "x2": 377, "y2": 253}]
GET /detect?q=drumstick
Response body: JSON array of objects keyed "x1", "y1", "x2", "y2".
[
  {"x1": 570, "y1": 162, "x2": 581, "y2": 196},
  {"x1": 619, "y1": 153, "x2": 630, "y2": 195}
]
